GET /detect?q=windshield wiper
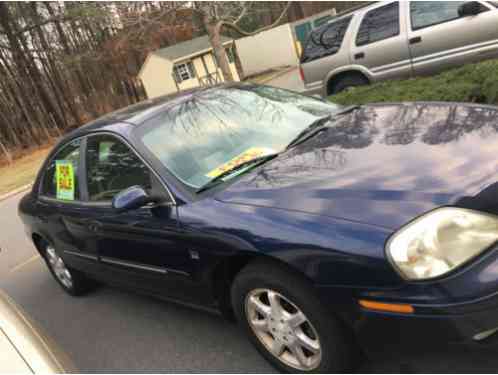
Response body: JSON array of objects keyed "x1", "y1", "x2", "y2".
[
  {"x1": 285, "y1": 105, "x2": 361, "y2": 150},
  {"x1": 285, "y1": 115, "x2": 331, "y2": 150},
  {"x1": 196, "y1": 153, "x2": 279, "y2": 194}
]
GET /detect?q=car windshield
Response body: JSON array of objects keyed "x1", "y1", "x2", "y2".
[{"x1": 137, "y1": 85, "x2": 341, "y2": 189}]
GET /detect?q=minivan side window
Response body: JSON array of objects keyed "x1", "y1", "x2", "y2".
[
  {"x1": 356, "y1": 2, "x2": 400, "y2": 47},
  {"x1": 300, "y1": 16, "x2": 352, "y2": 64},
  {"x1": 41, "y1": 139, "x2": 81, "y2": 201},
  {"x1": 86, "y1": 135, "x2": 152, "y2": 202},
  {"x1": 410, "y1": 1, "x2": 473, "y2": 30}
]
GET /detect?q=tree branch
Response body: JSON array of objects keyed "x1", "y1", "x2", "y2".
[
  {"x1": 221, "y1": 2, "x2": 291, "y2": 37},
  {"x1": 234, "y1": 5, "x2": 249, "y2": 25}
]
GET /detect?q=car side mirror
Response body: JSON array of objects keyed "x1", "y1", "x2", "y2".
[
  {"x1": 112, "y1": 186, "x2": 157, "y2": 212},
  {"x1": 458, "y1": 1, "x2": 482, "y2": 17}
]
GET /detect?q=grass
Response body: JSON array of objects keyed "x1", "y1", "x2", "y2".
[
  {"x1": 329, "y1": 59, "x2": 498, "y2": 106},
  {"x1": 0, "y1": 146, "x2": 51, "y2": 197}
]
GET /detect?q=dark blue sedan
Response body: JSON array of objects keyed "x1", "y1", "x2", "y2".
[{"x1": 18, "y1": 84, "x2": 498, "y2": 372}]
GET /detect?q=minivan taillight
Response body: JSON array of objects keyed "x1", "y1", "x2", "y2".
[{"x1": 299, "y1": 66, "x2": 305, "y2": 82}]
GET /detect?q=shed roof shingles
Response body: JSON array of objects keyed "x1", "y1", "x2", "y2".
[{"x1": 153, "y1": 35, "x2": 233, "y2": 61}]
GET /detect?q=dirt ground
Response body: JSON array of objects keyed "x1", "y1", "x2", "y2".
[{"x1": 0, "y1": 146, "x2": 52, "y2": 196}]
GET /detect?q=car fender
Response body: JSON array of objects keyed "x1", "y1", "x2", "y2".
[{"x1": 184, "y1": 198, "x2": 401, "y2": 289}]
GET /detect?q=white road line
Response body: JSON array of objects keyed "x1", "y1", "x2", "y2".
[
  {"x1": 0, "y1": 183, "x2": 33, "y2": 202},
  {"x1": 9, "y1": 254, "x2": 40, "y2": 273}
]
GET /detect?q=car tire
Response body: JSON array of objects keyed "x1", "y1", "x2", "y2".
[
  {"x1": 41, "y1": 241, "x2": 97, "y2": 296},
  {"x1": 231, "y1": 260, "x2": 353, "y2": 373},
  {"x1": 330, "y1": 74, "x2": 368, "y2": 95}
]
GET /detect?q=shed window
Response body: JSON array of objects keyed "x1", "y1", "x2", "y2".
[
  {"x1": 173, "y1": 61, "x2": 195, "y2": 83},
  {"x1": 225, "y1": 46, "x2": 235, "y2": 63}
]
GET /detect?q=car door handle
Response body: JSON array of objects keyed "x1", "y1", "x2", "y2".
[
  {"x1": 87, "y1": 221, "x2": 103, "y2": 233},
  {"x1": 409, "y1": 36, "x2": 422, "y2": 45},
  {"x1": 354, "y1": 52, "x2": 365, "y2": 60}
]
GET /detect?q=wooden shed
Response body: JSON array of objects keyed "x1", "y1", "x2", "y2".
[{"x1": 138, "y1": 35, "x2": 240, "y2": 98}]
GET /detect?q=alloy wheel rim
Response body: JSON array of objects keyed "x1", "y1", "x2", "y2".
[
  {"x1": 245, "y1": 288, "x2": 322, "y2": 371},
  {"x1": 46, "y1": 246, "x2": 73, "y2": 289}
]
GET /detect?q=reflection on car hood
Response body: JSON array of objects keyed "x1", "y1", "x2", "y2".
[{"x1": 216, "y1": 102, "x2": 498, "y2": 230}]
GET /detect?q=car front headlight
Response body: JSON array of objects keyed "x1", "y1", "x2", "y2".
[{"x1": 387, "y1": 208, "x2": 498, "y2": 280}]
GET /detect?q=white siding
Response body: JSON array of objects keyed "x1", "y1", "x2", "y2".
[
  {"x1": 139, "y1": 54, "x2": 175, "y2": 98},
  {"x1": 235, "y1": 23, "x2": 299, "y2": 77},
  {"x1": 139, "y1": 48, "x2": 240, "y2": 97}
]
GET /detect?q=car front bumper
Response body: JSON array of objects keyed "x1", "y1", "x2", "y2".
[
  {"x1": 356, "y1": 302, "x2": 498, "y2": 353},
  {"x1": 317, "y1": 245, "x2": 498, "y2": 356}
]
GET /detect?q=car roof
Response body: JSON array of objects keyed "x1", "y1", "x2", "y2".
[{"x1": 68, "y1": 83, "x2": 250, "y2": 138}]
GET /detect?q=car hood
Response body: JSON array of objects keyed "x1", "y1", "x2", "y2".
[{"x1": 216, "y1": 102, "x2": 498, "y2": 230}]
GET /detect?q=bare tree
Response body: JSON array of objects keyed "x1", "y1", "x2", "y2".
[
  {"x1": 116, "y1": 2, "x2": 291, "y2": 83},
  {"x1": 0, "y1": 1, "x2": 361, "y2": 167},
  {"x1": 193, "y1": 2, "x2": 291, "y2": 82}
]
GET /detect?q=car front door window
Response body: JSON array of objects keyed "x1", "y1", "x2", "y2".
[{"x1": 86, "y1": 134, "x2": 153, "y2": 202}]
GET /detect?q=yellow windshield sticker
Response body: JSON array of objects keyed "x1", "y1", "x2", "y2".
[
  {"x1": 56, "y1": 160, "x2": 75, "y2": 201},
  {"x1": 206, "y1": 147, "x2": 275, "y2": 178}
]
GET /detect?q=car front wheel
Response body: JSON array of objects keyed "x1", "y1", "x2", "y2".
[{"x1": 231, "y1": 260, "x2": 353, "y2": 373}]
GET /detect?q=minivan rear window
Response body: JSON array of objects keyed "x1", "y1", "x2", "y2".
[
  {"x1": 356, "y1": 2, "x2": 400, "y2": 46},
  {"x1": 300, "y1": 16, "x2": 352, "y2": 64}
]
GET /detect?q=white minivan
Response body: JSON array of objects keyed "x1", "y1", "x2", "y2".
[{"x1": 300, "y1": 1, "x2": 498, "y2": 96}]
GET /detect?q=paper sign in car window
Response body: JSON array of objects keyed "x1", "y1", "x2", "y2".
[
  {"x1": 206, "y1": 147, "x2": 275, "y2": 178},
  {"x1": 56, "y1": 160, "x2": 75, "y2": 201}
]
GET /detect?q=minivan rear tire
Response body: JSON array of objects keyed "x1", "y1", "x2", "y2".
[{"x1": 329, "y1": 74, "x2": 368, "y2": 95}]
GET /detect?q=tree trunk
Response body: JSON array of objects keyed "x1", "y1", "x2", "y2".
[
  {"x1": 203, "y1": 15, "x2": 234, "y2": 82},
  {"x1": 0, "y1": 2, "x2": 66, "y2": 131},
  {"x1": 32, "y1": 2, "x2": 83, "y2": 127},
  {"x1": 0, "y1": 137, "x2": 12, "y2": 165}
]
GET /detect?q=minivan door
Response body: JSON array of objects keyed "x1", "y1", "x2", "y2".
[
  {"x1": 408, "y1": 1, "x2": 498, "y2": 76},
  {"x1": 350, "y1": 1, "x2": 413, "y2": 82}
]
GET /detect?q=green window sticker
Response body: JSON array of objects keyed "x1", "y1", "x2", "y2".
[{"x1": 56, "y1": 160, "x2": 75, "y2": 201}]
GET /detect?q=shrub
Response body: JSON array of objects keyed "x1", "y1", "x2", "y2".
[{"x1": 329, "y1": 59, "x2": 498, "y2": 106}]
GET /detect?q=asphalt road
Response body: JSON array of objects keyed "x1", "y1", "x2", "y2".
[{"x1": 2, "y1": 192, "x2": 498, "y2": 372}]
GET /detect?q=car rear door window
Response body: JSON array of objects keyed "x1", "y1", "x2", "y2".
[
  {"x1": 356, "y1": 2, "x2": 400, "y2": 46},
  {"x1": 86, "y1": 135, "x2": 152, "y2": 202},
  {"x1": 410, "y1": 2, "x2": 472, "y2": 30},
  {"x1": 41, "y1": 139, "x2": 81, "y2": 201},
  {"x1": 300, "y1": 16, "x2": 352, "y2": 63}
]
